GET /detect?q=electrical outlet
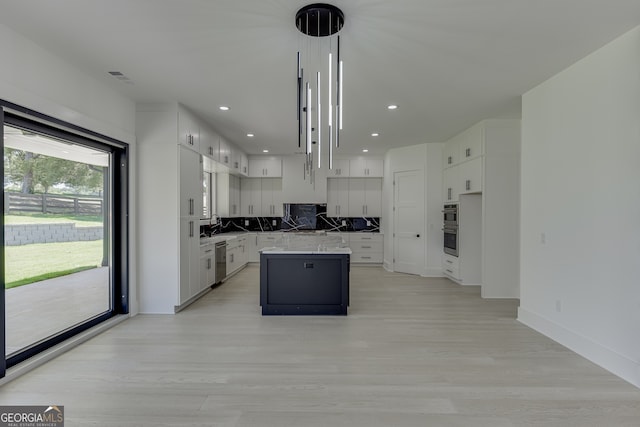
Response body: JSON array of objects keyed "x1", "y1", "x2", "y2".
[
  {"x1": 244, "y1": 220, "x2": 249, "y2": 227},
  {"x1": 341, "y1": 220, "x2": 346, "y2": 226},
  {"x1": 366, "y1": 220, "x2": 371, "y2": 226},
  {"x1": 272, "y1": 219, "x2": 277, "y2": 226}
]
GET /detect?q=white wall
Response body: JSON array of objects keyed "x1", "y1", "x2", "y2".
[
  {"x1": 383, "y1": 143, "x2": 443, "y2": 276},
  {"x1": 518, "y1": 26, "x2": 640, "y2": 387},
  {"x1": 0, "y1": 24, "x2": 138, "y2": 313}
]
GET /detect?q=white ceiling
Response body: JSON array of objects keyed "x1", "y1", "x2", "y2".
[{"x1": 1, "y1": 0, "x2": 639, "y2": 156}]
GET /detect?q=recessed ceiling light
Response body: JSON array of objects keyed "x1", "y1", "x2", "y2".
[
  {"x1": 219, "y1": 106, "x2": 230, "y2": 111},
  {"x1": 262, "y1": 149, "x2": 269, "y2": 153},
  {"x1": 247, "y1": 133, "x2": 254, "y2": 137},
  {"x1": 371, "y1": 133, "x2": 379, "y2": 137},
  {"x1": 387, "y1": 104, "x2": 398, "y2": 110},
  {"x1": 362, "y1": 149, "x2": 369, "y2": 153}
]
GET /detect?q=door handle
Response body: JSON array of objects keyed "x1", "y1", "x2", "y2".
[{"x1": 416, "y1": 234, "x2": 420, "y2": 238}]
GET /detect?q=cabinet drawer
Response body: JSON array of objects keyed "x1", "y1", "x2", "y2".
[
  {"x1": 351, "y1": 253, "x2": 383, "y2": 263},
  {"x1": 442, "y1": 254, "x2": 459, "y2": 270},
  {"x1": 351, "y1": 242, "x2": 382, "y2": 253},
  {"x1": 349, "y1": 233, "x2": 383, "y2": 244},
  {"x1": 443, "y1": 265, "x2": 460, "y2": 280}
]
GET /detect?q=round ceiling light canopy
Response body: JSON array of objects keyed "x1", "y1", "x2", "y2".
[{"x1": 295, "y1": 3, "x2": 344, "y2": 37}]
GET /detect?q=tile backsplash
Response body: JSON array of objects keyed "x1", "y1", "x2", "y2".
[{"x1": 203, "y1": 204, "x2": 379, "y2": 235}]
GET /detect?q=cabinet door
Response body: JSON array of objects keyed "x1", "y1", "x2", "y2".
[
  {"x1": 249, "y1": 157, "x2": 282, "y2": 177},
  {"x1": 219, "y1": 138, "x2": 231, "y2": 166},
  {"x1": 229, "y1": 175, "x2": 240, "y2": 217},
  {"x1": 347, "y1": 178, "x2": 367, "y2": 216},
  {"x1": 459, "y1": 124, "x2": 484, "y2": 162},
  {"x1": 216, "y1": 173, "x2": 240, "y2": 217},
  {"x1": 327, "y1": 158, "x2": 350, "y2": 177},
  {"x1": 179, "y1": 146, "x2": 203, "y2": 218},
  {"x1": 261, "y1": 178, "x2": 283, "y2": 217},
  {"x1": 230, "y1": 145, "x2": 241, "y2": 173},
  {"x1": 458, "y1": 156, "x2": 483, "y2": 194},
  {"x1": 178, "y1": 108, "x2": 200, "y2": 151},
  {"x1": 240, "y1": 178, "x2": 262, "y2": 217},
  {"x1": 200, "y1": 126, "x2": 219, "y2": 161},
  {"x1": 364, "y1": 178, "x2": 383, "y2": 217},
  {"x1": 349, "y1": 158, "x2": 383, "y2": 177},
  {"x1": 443, "y1": 166, "x2": 459, "y2": 202},
  {"x1": 179, "y1": 218, "x2": 199, "y2": 303},
  {"x1": 240, "y1": 152, "x2": 249, "y2": 176},
  {"x1": 327, "y1": 178, "x2": 349, "y2": 217},
  {"x1": 443, "y1": 137, "x2": 459, "y2": 168},
  {"x1": 364, "y1": 159, "x2": 384, "y2": 177}
]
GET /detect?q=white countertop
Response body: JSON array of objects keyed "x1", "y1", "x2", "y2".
[{"x1": 259, "y1": 246, "x2": 352, "y2": 255}]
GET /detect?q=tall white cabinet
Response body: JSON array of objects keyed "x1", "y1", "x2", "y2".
[
  {"x1": 137, "y1": 103, "x2": 250, "y2": 313},
  {"x1": 441, "y1": 119, "x2": 521, "y2": 298}
]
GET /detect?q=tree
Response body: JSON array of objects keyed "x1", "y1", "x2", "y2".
[{"x1": 4, "y1": 148, "x2": 103, "y2": 194}]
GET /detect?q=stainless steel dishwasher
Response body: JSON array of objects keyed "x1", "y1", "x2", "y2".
[{"x1": 215, "y1": 240, "x2": 227, "y2": 284}]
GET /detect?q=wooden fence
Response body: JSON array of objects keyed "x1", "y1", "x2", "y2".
[{"x1": 3, "y1": 192, "x2": 103, "y2": 215}]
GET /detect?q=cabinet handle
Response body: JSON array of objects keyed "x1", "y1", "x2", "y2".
[
  {"x1": 466, "y1": 179, "x2": 471, "y2": 191},
  {"x1": 446, "y1": 259, "x2": 453, "y2": 264},
  {"x1": 189, "y1": 221, "x2": 194, "y2": 237},
  {"x1": 361, "y1": 245, "x2": 372, "y2": 249},
  {"x1": 361, "y1": 256, "x2": 372, "y2": 259},
  {"x1": 448, "y1": 156, "x2": 452, "y2": 165},
  {"x1": 448, "y1": 188, "x2": 452, "y2": 200},
  {"x1": 466, "y1": 148, "x2": 471, "y2": 157},
  {"x1": 446, "y1": 269, "x2": 454, "y2": 274}
]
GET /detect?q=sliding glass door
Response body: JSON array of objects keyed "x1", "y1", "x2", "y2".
[{"x1": 1, "y1": 104, "x2": 128, "y2": 373}]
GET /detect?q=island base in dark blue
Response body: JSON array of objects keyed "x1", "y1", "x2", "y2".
[{"x1": 260, "y1": 253, "x2": 350, "y2": 315}]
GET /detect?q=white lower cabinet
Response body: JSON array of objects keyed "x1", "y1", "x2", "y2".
[
  {"x1": 179, "y1": 218, "x2": 200, "y2": 304},
  {"x1": 225, "y1": 236, "x2": 248, "y2": 277},
  {"x1": 442, "y1": 253, "x2": 460, "y2": 280},
  {"x1": 200, "y1": 242, "x2": 216, "y2": 291},
  {"x1": 349, "y1": 233, "x2": 384, "y2": 263}
]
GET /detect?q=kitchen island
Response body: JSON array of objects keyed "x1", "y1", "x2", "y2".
[{"x1": 259, "y1": 236, "x2": 351, "y2": 315}]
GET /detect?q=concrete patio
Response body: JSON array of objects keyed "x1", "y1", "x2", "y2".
[{"x1": 4, "y1": 267, "x2": 110, "y2": 355}]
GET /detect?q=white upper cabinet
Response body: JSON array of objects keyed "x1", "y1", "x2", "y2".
[
  {"x1": 349, "y1": 157, "x2": 384, "y2": 177},
  {"x1": 443, "y1": 136, "x2": 460, "y2": 168},
  {"x1": 240, "y1": 178, "x2": 262, "y2": 217},
  {"x1": 249, "y1": 156, "x2": 283, "y2": 177},
  {"x1": 327, "y1": 158, "x2": 350, "y2": 177},
  {"x1": 240, "y1": 152, "x2": 249, "y2": 176},
  {"x1": 443, "y1": 166, "x2": 459, "y2": 203},
  {"x1": 458, "y1": 156, "x2": 483, "y2": 194},
  {"x1": 459, "y1": 123, "x2": 484, "y2": 162},
  {"x1": 219, "y1": 138, "x2": 231, "y2": 167},
  {"x1": 327, "y1": 178, "x2": 349, "y2": 217},
  {"x1": 178, "y1": 106, "x2": 200, "y2": 151},
  {"x1": 199, "y1": 125, "x2": 219, "y2": 161},
  {"x1": 348, "y1": 178, "x2": 382, "y2": 217},
  {"x1": 217, "y1": 173, "x2": 240, "y2": 217},
  {"x1": 261, "y1": 178, "x2": 283, "y2": 217}
]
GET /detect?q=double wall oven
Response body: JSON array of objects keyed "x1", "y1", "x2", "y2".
[{"x1": 443, "y1": 204, "x2": 458, "y2": 257}]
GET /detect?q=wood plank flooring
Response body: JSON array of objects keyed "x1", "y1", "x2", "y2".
[{"x1": 1, "y1": 265, "x2": 639, "y2": 426}]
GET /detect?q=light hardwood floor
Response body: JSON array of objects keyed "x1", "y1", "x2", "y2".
[{"x1": 1, "y1": 265, "x2": 639, "y2": 426}]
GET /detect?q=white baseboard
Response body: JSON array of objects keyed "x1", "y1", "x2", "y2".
[{"x1": 518, "y1": 307, "x2": 639, "y2": 389}]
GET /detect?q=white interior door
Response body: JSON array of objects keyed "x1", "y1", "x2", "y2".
[{"x1": 393, "y1": 170, "x2": 424, "y2": 275}]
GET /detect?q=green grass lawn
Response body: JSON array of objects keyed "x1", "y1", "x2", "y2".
[{"x1": 4, "y1": 240, "x2": 104, "y2": 288}]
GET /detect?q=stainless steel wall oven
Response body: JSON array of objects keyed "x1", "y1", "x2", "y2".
[{"x1": 443, "y1": 204, "x2": 458, "y2": 257}]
